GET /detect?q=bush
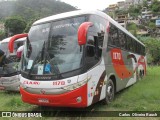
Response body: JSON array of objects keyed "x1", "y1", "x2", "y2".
[
  {"x1": 4, "y1": 16, "x2": 27, "y2": 36},
  {"x1": 0, "y1": 30, "x2": 5, "y2": 40},
  {"x1": 139, "y1": 37, "x2": 160, "y2": 65}
]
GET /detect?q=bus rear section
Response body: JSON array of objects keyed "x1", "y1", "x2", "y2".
[{"x1": 9, "y1": 10, "x2": 146, "y2": 107}]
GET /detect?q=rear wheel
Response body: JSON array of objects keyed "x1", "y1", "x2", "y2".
[
  {"x1": 139, "y1": 70, "x2": 144, "y2": 79},
  {"x1": 103, "y1": 79, "x2": 115, "y2": 105}
]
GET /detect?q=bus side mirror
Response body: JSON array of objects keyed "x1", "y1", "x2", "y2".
[
  {"x1": 77, "y1": 22, "x2": 93, "y2": 45},
  {"x1": 8, "y1": 33, "x2": 28, "y2": 53}
]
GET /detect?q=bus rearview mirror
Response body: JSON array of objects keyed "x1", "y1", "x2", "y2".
[
  {"x1": 8, "y1": 33, "x2": 28, "y2": 53},
  {"x1": 77, "y1": 22, "x2": 93, "y2": 45}
]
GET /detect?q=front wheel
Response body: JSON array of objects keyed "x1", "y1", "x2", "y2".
[{"x1": 102, "y1": 79, "x2": 115, "y2": 105}]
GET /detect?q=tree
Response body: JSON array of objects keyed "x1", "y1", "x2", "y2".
[
  {"x1": 143, "y1": 0, "x2": 148, "y2": 8},
  {"x1": 150, "y1": 0, "x2": 160, "y2": 12},
  {"x1": 140, "y1": 37, "x2": 160, "y2": 65},
  {"x1": 24, "y1": 18, "x2": 38, "y2": 33},
  {"x1": 127, "y1": 23, "x2": 138, "y2": 36},
  {"x1": 127, "y1": 5, "x2": 141, "y2": 18},
  {"x1": 0, "y1": 30, "x2": 5, "y2": 40},
  {"x1": 0, "y1": 0, "x2": 76, "y2": 21},
  {"x1": 4, "y1": 16, "x2": 26, "y2": 36}
]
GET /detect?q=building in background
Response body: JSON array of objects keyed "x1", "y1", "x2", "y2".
[
  {"x1": 107, "y1": 4, "x2": 119, "y2": 12},
  {"x1": 117, "y1": 1, "x2": 125, "y2": 10},
  {"x1": 133, "y1": 0, "x2": 143, "y2": 5},
  {"x1": 141, "y1": 7, "x2": 153, "y2": 20},
  {"x1": 156, "y1": 19, "x2": 160, "y2": 27},
  {"x1": 116, "y1": 14, "x2": 128, "y2": 28}
]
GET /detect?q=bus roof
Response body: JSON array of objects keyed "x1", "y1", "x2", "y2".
[{"x1": 33, "y1": 10, "x2": 145, "y2": 46}]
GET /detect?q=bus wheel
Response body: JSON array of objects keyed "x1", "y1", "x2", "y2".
[
  {"x1": 139, "y1": 70, "x2": 144, "y2": 79},
  {"x1": 103, "y1": 79, "x2": 115, "y2": 105}
]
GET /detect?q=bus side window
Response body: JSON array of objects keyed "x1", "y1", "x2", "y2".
[
  {"x1": 86, "y1": 30, "x2": 101, "y2": 59},
  {"x1": 86, "y1": 35, "x2": 95, "y2": 57},
  {"x1": 87, "y1": 15, "x2": 106, "y2": 59},
  {"x1": 135, "y1": 41, "x2": 137, "y2": 53},
  {"x1": 85, "y1": 31, "x2": 99, "y2": 70},
  {"x1": 108, "y1": 24, "x2": 119, "y2": 47},
  {"x1": 126, "y1": 36, "x2": 131, "y2": 51},
  {"x1": 118, "y1": 30, "x2": 126, "y2": 49},
  {"x1": 132, "y1": 40, "x2": 136, "y2": 53}
]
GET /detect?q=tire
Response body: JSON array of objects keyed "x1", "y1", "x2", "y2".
[
  {"x1": 139, "y1": 70, "x2": 144, "y2": 79},
  {"x1": 136, "y1": 69, "x2": 139, "y2": 81},
  {"x1": 102, "y1": 79, "x2": 115, "y2": 105}
]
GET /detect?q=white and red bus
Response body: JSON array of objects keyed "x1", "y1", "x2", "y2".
[
  {"x1": 9, "y1": 10, "x2": 146, "y2": 107},
  {"x1": 0, "y1": 36, "x2": 26, "y2": 91}
]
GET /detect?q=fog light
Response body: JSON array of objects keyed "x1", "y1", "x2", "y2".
[{"x1": 76, "y1": 96, "x2": 82, "y2": 103}]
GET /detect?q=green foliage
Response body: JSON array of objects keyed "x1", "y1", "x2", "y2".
[
  {"x1": 129, "y1": 30, "x2": 137, "y2": 36},
  {"x1": 143, "y1": 0, "x2": 148, "y2": 8},
  {"x1": 0, "y1": 0, "x2": 76, "y2": 34},
  {"x1": 24, "y1": 18, "x2": 39, "y2": 33},
  {"x1": 146, "y1": 53, "x2": 153, "y2": 64},
  {"x1": 140, "y1": 37, "x2": 160, "y2": 64},
  {"x1": 148, "y1": 22, "x2": 156, "y2": 29},
  {"x1": 115, "y1": 9, "x2": 127, "y2": 15},
  {"x1": 4, "y1": 16, "x2": 26, "y2": 36},
  {"x1": 127, "y1": 5, "x2": 142, "y2": 18},
  {"x1": 127, "y1": 23, "x2": 138, "y2": 36},
  {"x1": 127, "y1": 23, "x2": 137, "y2": 30},
  {"x1": 0, "y1": 30, "x2": 5, "y2": 40},
  {"x1": 0, "y1": 0, "x2": 76, "y2": 21},
  {"x1": 150, "y1": 0, "x2": 160, "y2": 12}
]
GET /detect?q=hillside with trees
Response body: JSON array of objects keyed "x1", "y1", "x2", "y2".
[
  {"x1": 0, "y1": 0, "x2": 76, "y2": 21},
  {"x1": 0, "y1": 0, "x2": 76, "y2": 38}
]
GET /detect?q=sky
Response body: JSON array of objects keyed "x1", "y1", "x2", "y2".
[{"x1": 60, "y1": 0, "x2": 122, "y2": 10}]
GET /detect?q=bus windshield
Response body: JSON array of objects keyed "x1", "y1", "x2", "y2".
[
  {"x1": 0, "y1": 38, "x2": 25, "y2": 76},
  {"x1": 22, "y1": 16, "x2": 86, "y2": 78},
  {"x1": 0, "y1": 42, "x2": 8, "y2": 55}
]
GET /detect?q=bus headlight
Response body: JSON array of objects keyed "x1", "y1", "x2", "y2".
[{"x1": 63, "y1": 76, "x2": 91, "y2": 91}]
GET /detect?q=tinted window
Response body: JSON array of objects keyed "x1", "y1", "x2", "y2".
[
  {"x1": 108, "y1": 24, "x2": 119, "y2": 47},
  {"x1": 85, "y1": 15, "x2": 107, "y2": 69},
  {"x1": 118, "y1": 30, "x2": 126, "y2": 49}
]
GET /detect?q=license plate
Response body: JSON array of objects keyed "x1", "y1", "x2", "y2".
[{"x1": 38, "y1": 99, "x2": 49, "y2": 103}]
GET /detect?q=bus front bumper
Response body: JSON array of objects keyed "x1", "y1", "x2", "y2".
[
  {"x1": 0, "y1": 77, "x2": 20, "y2": 92},
  {"x1": 20, "y1": 84, "x2": 87, "y2": 108}
]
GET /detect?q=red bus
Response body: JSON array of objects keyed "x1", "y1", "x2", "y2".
[{"x1": 9, "y1": 10, "x2": 146, "y2": 107}]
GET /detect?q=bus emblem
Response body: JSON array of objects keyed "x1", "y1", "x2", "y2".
[{"x1": 40, "y1": 89, "x2": 46, "y2": 94}]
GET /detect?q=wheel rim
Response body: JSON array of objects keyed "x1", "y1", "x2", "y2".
[{"x1": 107, "y1": 81, "x2": 114, "y2": 102}]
